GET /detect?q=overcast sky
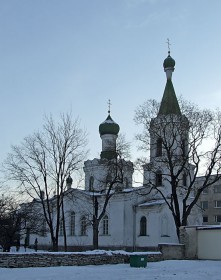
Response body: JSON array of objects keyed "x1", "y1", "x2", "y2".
[{"x1": 0, "y1": 0, "x2": 221, "y2": 169}]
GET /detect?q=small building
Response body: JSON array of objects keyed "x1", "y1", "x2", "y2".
[{"x1": 180, "y1": 225, "x2": 221, "y2": 260}]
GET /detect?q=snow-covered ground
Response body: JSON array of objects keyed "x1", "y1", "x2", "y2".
[{"x1": 0, "y1": 260, "x2": 220, "y2": 280}]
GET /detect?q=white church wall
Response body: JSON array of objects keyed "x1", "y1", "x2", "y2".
[
  {"x1": 100, "y1": 195, "x2": 127, "y2": 247},
  {"x1": 122, "y1": 194, "x2": 136, "y2": 247},
  {"x1": 135, "y1": 204, "x2": 179, "y2": 248},
  {"x1": 94, "y1": 191, "x2": 137, "y2": 248},
  {"x1": 84, "y1": 159, "x2": 109, "y2": 191}
]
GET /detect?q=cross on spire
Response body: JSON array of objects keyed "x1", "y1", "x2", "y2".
[
  {"x1": 108, "y1": 99, "x2": 111, "y2": 115},
  {"x1": 166, "y1": 38, "x2": 171, "y2": 54}
]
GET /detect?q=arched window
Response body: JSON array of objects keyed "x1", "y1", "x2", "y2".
[
  {"x1": 156, "y1": 171, "x2": 162, "y2": 186},
  {"x1": 89, "y1": 176, "x2": 94, "y2": 191},
  {"x1": 80, "y1": 216, "x2": 87, "y2": 236},
  {"x1": 102, "y1": 215, "x2": 109, "y2": 235},
  {"x1": 156, "y1": 138, "x2": 163, "y2": 157},
  {"x1": 70, "y1": 212, "x2": 75, "y2": 236},
  {"x1": 140, "y1": 216, "x2": 147, "y2": 236}
]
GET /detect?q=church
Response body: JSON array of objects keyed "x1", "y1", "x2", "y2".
[{"x1": 24, "y1": 51, "x2": 202, "y2": 251}]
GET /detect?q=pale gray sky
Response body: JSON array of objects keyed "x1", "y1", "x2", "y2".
[{"x1": 0, "y1": 0, "x2": 221, "y2": 167}]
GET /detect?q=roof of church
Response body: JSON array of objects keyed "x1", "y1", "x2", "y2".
[
  {"x1": 158, "y1": 79, "x2": 181, "y2": 115},
  {"x1": 158, "y1": 52, "x2": 181, "y2": 116},
  {"x1": 163, "y1": 53, "x2": 175, "y2": 69},
  {"x1": 138, "y1": 199, "x2": 165, "y2": 207},
  {"x1": 99, "y1": 114, "x2": 120, "y2": 136}
]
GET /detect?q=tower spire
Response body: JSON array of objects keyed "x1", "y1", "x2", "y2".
[
  {"x1": 99, "y1": 102, "x2": 120, "y2": 160},
  {"x1": 163, "y1": 39, "x2": 175, "y2": 80},
  {"x1": 158, "y1": 47, "x2": 181, "y2": 116}
]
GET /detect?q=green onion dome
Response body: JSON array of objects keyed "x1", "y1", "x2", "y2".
[
  {"x1": 99, "y1": 115, "x2": 120, "y2": 136},
  {"x1": 163, "y1": 52, "x2": 175, "y2": 69}
]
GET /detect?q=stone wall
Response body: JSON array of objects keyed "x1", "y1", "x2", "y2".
[
  {"x1": 179, "y1": 226, "x2": 198, "y2": 259},
  {"x1": 158, "y1": 243, "x2": 185, "y2": 260},
  {"x1": 0, "y1": 252, "x2": 162, "y2": 268}
]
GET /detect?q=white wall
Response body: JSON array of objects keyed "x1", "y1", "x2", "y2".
[
  {"x1": 135, "y1": 204, "x2": 179, "y2": 248},
  {"x1": 198, "y1": 228, "x2": 221, "y2": 260}
]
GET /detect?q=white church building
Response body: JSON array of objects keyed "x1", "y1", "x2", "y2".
[{"x1": 25, "y1": 52, "x2": 202, "y2": 251}]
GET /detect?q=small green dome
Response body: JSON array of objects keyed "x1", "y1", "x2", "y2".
[
  {"x1": 163, "y1": 53, "x2": 175, "y2": 69},
  {"x1": 99, "y1": 115, "x2": 120, "y2": 136}
]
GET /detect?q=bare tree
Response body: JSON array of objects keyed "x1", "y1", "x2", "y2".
[
  {"x1": 85, "y1": 135, "x2": 132, "y2": 250},
  {"x1": 0, "y1": 195, "x2": 39, "y2": 251},
  {"x1": 0, "y1": 195, "x2": 19, "y2": 251},
  {"x1": 116, "y1": 133, "x2": 131, "y2": 160},
  {"x1": 3, "y1": 113, "x2": 88, "y2": 251},
  {"x1": 134, "y1": 98, "x2": 221, "y2": 239},
  {"x1": 91, "y1": 157, "x2": 126, "y2": 249}
]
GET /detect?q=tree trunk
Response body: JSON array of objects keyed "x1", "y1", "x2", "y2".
[
  {"x1": 176, "y1": 226, "x2": 180, "y2": 242},
  {"x1": 63, "y1": 225, "x2": 67, "y2": 252},
  {"x1": 62, "y1": 201, "x2": 67, "y2": 252},
  {"x1": 52, "y1": 237, "x2": 58, "y2": 251},
  {"x1": 93, "y1": 218, "x2": 99, "y2": 250},
  {"x1": 172, "y1": 213, "x2": 181, "y2": 242}
]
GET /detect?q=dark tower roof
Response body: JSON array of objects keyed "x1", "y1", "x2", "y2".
[
  {"x1": 158, "y1": 52, "x2": 181, "y2": 116},
  {"x1": 158, "y1": 79, "x2": 181, "y2": 115},
  {"x1": 99, "y1": 114, "x2": 120, "y2": 136}
]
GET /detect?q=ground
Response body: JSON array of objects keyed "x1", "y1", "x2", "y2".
[{"x1": 0, "y1": 260, "x2": 220, "y2": 280}]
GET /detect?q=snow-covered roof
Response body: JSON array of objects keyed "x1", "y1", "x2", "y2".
[
  {"x1": 196, "y1": 225, "x2": 221, "y2": 231},
  {"x1": 138, "y1": 200, "x2": 165, "y2": 207}
]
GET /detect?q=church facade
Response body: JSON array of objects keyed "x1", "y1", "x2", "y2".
[{"x1": 24, "y1": 52, "x2": 202, "y2": 251}]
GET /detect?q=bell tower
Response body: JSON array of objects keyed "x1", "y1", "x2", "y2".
[
  {"x1": 99, "y1": 101, "x2": 120, "y2": 160},
  {"x1": 143, "y1": 50, "x2": 191, "y2": 195},
  {"x1": 84, "y1": 103, "x2": 133, "y2": 192}
]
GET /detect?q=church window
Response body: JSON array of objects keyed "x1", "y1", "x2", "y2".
[
  {"x1": 89, "y1": 176, "x2": 94, "y2": 191},
  {"x1": 140, "y1": 216, "x2": 147, "y2": 236},
  {"x1": 156, "y1": 138, "x2": 163, "y2": 157},
  {"x1": 70, "y1": 212, "x2": 75, "y2": 236},
  {"x1": 80, "y1": 216, "x2": 87, "y2": 236},
  {"x1": 102, "y1": 215, "x2": 109, "y2": 235},
  {"x1": 156, "y1": 171, "x2": 162, "y2": 186}
]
